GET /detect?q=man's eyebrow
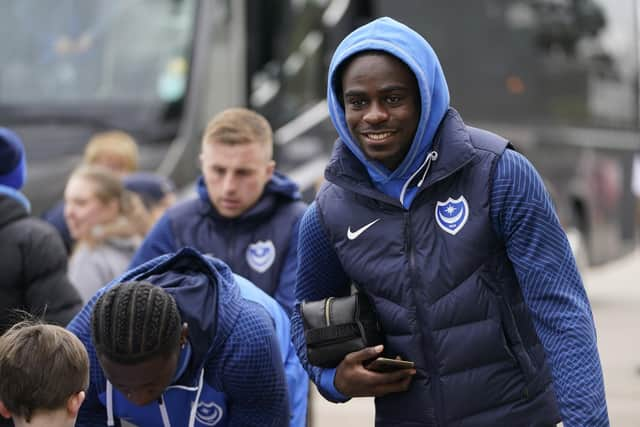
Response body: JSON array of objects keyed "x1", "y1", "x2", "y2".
[
  {"x1": 379, "y1": 84, "x2": 411, "y2": 92},
  {"x1": 343, "y1": 89, "x2": 366, "y2": 97},
  {"x1": 344, "y1": 85, "x2": 410, "y2": 97}
]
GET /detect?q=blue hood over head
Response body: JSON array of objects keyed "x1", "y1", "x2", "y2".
[
  {"x1": 327, "y1": 17, "x2": 450, "y2": 207},
  {"x1": 116, "y1": 247, "x2": 242, "y2": 382}
]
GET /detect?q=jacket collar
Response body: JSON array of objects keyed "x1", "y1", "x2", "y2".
[
  {"x1": 325, "y1": 108, "x2": 475, "y2": 206},
  {"x1": 0, "y1": 185, "x2": 30, "y2": 212},
  {"x1": 0, "y1": 193, "x2": 29, "y2": 228}
]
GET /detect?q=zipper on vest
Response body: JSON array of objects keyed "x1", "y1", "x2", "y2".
[
  {"x1": 406, "y1": 211, "x2": 444, "y2": 426},
  {"x1": 325, "y1": 297, "x2": 334, "y2": 325}
]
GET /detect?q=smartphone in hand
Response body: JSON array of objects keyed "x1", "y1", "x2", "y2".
[{"x1": 366, "y1": 357, "x2": 415, "y2": 373}]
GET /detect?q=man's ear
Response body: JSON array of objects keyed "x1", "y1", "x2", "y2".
[
  {"x1": 266, "y1": 160, "x2": 276, "y2": 180},
  {"x1": 66, "y1": 391, "x2": 85, "y2": 417},
  {"x1": 179, "y1": 322, "x2": 189, "y2": 347},
  {"x1": 0, "y1": 401, "x2": 12, "y2": 419}
]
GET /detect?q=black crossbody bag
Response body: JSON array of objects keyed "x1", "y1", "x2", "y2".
[{"x1": 300, "y1": 290, "x2": 384, "y2": 368}]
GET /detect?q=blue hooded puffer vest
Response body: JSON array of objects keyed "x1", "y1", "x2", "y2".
[
  {"x1": 317, "y1": 111, "x2": 561, "y2": 426},
  {"x1": 167, "y1": 174, "x2": 306, "y2": 296}
]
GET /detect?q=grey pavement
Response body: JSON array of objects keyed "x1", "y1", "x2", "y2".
[
  {"x1": 309, "y1": 250, "x2": 640, "y2": 426},
  {"x1": 584, "y1": 249, "x2": 640, "y2": 427}
]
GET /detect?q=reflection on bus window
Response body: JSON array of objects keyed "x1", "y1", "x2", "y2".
[
  {"x1": 0, "y1": 0, "x2": 197, "y2": 105},
  {"x1": 375, "y1": 0, "x2": 638, "y2": 130},
  {"x1": 250, "y1": 0, "x2": 332, "y2": 128}
]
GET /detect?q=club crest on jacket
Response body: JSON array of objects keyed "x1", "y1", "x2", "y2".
[
  {"x1": 196, "y1": 400, "x2": 224, "y2": 426},
  {"x1": 435, "y1": 196, "x2": 469, "y2": 235},
  {"x1": 246, "y1": 240, "x2": 276, "y2": 273}
]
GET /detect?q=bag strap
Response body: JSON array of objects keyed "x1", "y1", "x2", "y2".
[
  {"x1": 305, "y1": 323, "x2": 360, "y2": 345},
  {"x1": 304, "y1": 319, "x2": 379, "y2": 346}
]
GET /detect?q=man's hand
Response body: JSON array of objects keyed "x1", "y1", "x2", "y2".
[{"x1": 334, "y1": 345, "x2": 416, "y2": 397}]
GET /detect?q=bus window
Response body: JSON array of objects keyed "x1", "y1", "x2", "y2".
[{"x1": 0, "y1": 0, "x2": 197, "y2": 105}]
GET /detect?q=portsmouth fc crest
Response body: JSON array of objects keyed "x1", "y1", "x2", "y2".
[
  {"x1": 435, "y1": 196, "x2": 469, "y2": 235},
  {"x1": 196, "y1": 400, "x2": 224, "y2": 426},
  {"x1": 246, "y1": 240, "x2": 276, "y2": 273}
]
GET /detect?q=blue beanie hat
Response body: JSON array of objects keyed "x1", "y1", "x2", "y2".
[
  {"x1": 123, "y1": 172, "x2": 175, "y2": 209},
  {"x1": 0, "y1": 127, "x2": 27, "y2": 190}
]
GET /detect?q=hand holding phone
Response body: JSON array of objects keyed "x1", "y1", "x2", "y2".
[
  {"x1": 334, "y1": 346, "x2": 415, "y2": 397},
  {"x1": 366, "y1": 357, "x2": 415, "y2": 373}
]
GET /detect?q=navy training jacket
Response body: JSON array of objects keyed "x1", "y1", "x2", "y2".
[
  {"x1": 130, "y1": 173, "x2": 307, "y2": 314},
  {"x1": 69, "y1": 248, "x2": 289, "y2": 427}
]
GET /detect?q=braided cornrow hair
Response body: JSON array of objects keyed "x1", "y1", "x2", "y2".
[{"x1": 91, "y1": 282, "x2": 182, "y2": 364}]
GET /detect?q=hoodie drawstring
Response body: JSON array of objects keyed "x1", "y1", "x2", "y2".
[
  {"x1": 159, "y1": 394, "x2": 171, "y2": 427},
  {"x1": 188, "y1": 369, "x2": 206, "y2": 427},
  {"x1": 417, "y1": 151, "x2": 439, "y2": 187},
  {"x1": 106, "y1": 368, "x2": 205, "y2": 427},
  {"x1": 399, "y1": 151, "x2": 438, "y2": 207},
  {"x1": 106, "y1": 381, "x2": 115, "y2": 426}
]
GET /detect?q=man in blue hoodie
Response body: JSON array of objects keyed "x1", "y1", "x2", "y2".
[
  {"x1": 291, "y1": 17, "x2": 608, "y2": 426},
  {"x1": 130, "y1": 108, "x2": 307, "y2": 315},
  {"x1": 68, "y1": 248, "x2": 295, "y2": 427}
]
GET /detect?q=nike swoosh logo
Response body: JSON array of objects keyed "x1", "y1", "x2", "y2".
[{"x1": 347, "y1": 219, "x2": 380, "y2": 240}]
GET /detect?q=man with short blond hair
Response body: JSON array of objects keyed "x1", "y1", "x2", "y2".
[
  {"x1": 199, "y1": 108, "x2": 277, "y2": 219},
  {"x1": 131, "y1": 107, "x2": 307, "y2": 315},
  {"x1": 204, "y1": 107, "x2": 274, "y2": 155}
]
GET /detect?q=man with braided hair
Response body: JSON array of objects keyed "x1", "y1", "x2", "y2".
[{"x1": 67, "y1": 248, "x2": 291, "y2": 427}]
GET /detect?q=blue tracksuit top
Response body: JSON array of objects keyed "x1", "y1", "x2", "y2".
[
  {"x1": 129, "y1": 173, "x2": 307, "y2": 315},
  {"x1": 291, "y1": 16, "x2": 608, "y2": 427},
  {"x1": 68, "y1": 248, "x2": 290, "y2": 427},
  {"x1": 232, "y1": 273, "x2": 308, "y2": 427}
]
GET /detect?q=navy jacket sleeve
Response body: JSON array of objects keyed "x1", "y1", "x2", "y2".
[
  {"x1": 234, "y1": 274, "x2": 308, "y2": 427},
  {"x1": 273, "y1": 217, "x2": 302, "y2": 316},
  {"x1": 129, "y1": 213, "x2": 177, "y2": 269},
  {"x1": 490, "y1": 149, "x2": 608, "y2": 427},
  {"x1": 206, "y1": 302, "x2": 290, "y2": 426},
  {"x1": 290, "y1": 203, "x2": 352, "y2": 402}
]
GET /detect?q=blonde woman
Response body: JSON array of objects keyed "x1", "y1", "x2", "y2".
[
  {"x1": 43, "y1": 129, "x2": 139, "y2": 253},
  {"x1": 64, "y1": 165, "x2": 150, "y2": 303}
]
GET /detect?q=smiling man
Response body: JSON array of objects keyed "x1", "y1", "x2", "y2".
[
  {"x1": 290, "y1": 17, "x2": 608, "y2": 427},
  {"x1": 130, "y1": 108, "x2": 307, "y2": 316}
]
